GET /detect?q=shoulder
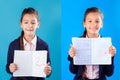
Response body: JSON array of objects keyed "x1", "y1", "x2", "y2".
[
  {"x1": 79, "y1": 36, "x2": 85, "y2": 38},
  {"x1": 9, "y1": 37, "x2": 20, "y2": 48},
  {"x1": 37, "y1": 36, "x2": 48, "y2": 47}
]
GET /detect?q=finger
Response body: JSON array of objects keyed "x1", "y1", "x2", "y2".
[
  {"x1": 12, "y1": 65, "x2": 17, "y2": 70},
  {"x1": 46, "y1": 66, "x2": 51, "y2": 70},
  {"x1": 46, "y1": 62, "x2": 50, "y2": 67},
  {"x1": 111, "y1": 46, "x2": 116, "y2": 50},
  {"x1": 70, "y1": 44, "x2": 75, "y2": 50},
  {"x1": 46, "y1": 68, "x2": 51, "y2": 73},
  {"x1": 70, "y1": 44, "x2": 73, "y2": 47},
  {"x1": 70, "y1": 48, "x2": 75, "y2": 53},
  {"x1": 113, "y1": 50, "x2": 116, "y2": 54},
  {"x1": 48, "y1": 66, "x2": 52, "y2": 70},
  {"x1": 13, "y1": 67, "x2": 17, "y2": 71},
  {"x1": 47, "y1": 70, "x2": 51, "y2": 73},
  {"x1": 47, "y1": 62, "x2": 50, "y2": 65},
  {"x1": 12, "y1": 64, "x2": 18, "y2": 69},
  {"x1": 44, "y1": 66, "x2": 51, "y2": 75}
]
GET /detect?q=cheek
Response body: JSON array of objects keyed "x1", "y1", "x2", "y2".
[
  {"x1": 20, "y1": 24, "x2": 23, "y2": 28},
  {"x1": 33, "y1": 26, "x2": 38, "y2": 31},
  {"x1": 98, "y1": 24, "x2": 102, "y2": 29},
  {"x1": 84, "y1": 24, "x2": 90, "y2": 29},
  {"x1": 100, "y1": 23, "x2": 103, "y2": 28}
]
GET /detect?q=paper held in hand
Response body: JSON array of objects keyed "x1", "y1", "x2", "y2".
[
  {"x1": 72, "y1": 37, "x2": 112, "y2": 65},
  {"x1": 13, "y1": 50, "x2": 47, "y2": 77}
]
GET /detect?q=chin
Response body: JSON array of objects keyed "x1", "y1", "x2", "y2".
[
  {"x1": 92, "y1": 33, "x2": 99, "y2": 35},
  {"x1": 27, "y1": 33, "x2": 34, "y2": 37},
  {"x1": 89, "y1": 32, "x2": 98, "y2": 35},
  {"x1": 91, "y1": 31, "x2": 98, "y2": 33}
]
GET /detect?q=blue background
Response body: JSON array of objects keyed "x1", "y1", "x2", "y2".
[
  {"x1": 0, "y1": 0, "x2": 120, "y2": 80},
  {"x1": 0, "y1": 0, "x2": 61, "y2": 80},
  {"x1": 62, "y1": 0, "x2": 120, "y2": 80}
]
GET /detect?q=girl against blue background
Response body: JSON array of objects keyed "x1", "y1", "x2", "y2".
[
  {"x1": 68, "y1": 7, "x2": 116, "y2": 80},
  {"x1": 0, "y1": 0, "x2": 60, "y2": 80},
  {"x1": 6, "y1": 7, "x2": 51, "y2": 80}
]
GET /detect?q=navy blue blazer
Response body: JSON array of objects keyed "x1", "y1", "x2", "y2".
[
  {"x1": 6, "y1": 36, "x2": 50, "y2": 80},
  {"x1": 68, "y1": 34, "x2": 114, "y2": 80},
  {"x1": 68, "y1": 56, "x2": 114, "y2": 80}
]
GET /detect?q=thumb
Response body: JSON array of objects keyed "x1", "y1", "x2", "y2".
[
  {"x1": 47, "y1": 62, "x2": 50, "y2": 66},
  {"x1": 70, "y1": 44, "x2": 73, "y2": 48}
]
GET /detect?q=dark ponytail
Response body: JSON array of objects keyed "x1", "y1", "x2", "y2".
[
  {"x1": 82, "y1": 29, "x2": 87, "y2": 37},
  {"x1": 20, "y1": 31, "x2": 24, "y2": 50}
]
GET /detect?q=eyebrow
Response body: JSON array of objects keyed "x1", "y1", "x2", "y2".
[
  {"x1": 23, "y1": 20, "x2": 36, "y2": 22},
  {"x1": 23, "y1": 20, "x2": 28, "y2": 21},
  {"x1": 87, "y1": 18, "x2": 101, "y2": 20}
]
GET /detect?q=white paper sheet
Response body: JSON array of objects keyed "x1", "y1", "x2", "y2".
[
  {"x1": 72, "y1": 37, "x2": 112, "y2": 65},
  {"x1": 13, "y1": 50, "x2": 47, "y2": 77}
]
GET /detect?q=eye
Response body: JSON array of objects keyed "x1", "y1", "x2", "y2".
[
  {"x1": 31, "y1": 22, "x2": 36, "y2": 24},
  {"x1": 24, "y1": 22, "x2": 28, "y2": 24},
  {"x1": 96, "y1": 21, "x2": 100, "y2": 23},
  {"x1": 88, "y1": 20, "x2": 92, "y2": 23}
]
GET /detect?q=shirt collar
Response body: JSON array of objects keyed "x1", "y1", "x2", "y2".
[
  {"x1": 23, "y1": 35, "x2": 37, "y2": 46},
  {"x1": 86, "y1": 35, "x2": 101, "y2": 38}
]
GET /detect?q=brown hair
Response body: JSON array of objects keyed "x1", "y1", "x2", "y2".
[{"x1": 20, "y1": 7, "x2": 39, "y2": 50}]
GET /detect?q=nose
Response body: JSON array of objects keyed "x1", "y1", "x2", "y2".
[
  {"x1": 92, "y1": 22, "x2": 97, "y2": 26},
  {"x1": 28, "y1": 23, "x2": 33, "y2": 28}
]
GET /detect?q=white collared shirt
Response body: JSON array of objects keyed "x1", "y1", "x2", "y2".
[
  {"x1": 23, "y1": 36, "x2": 37, "y2": 51},
  {"x1": 85, "y1": 65, "x2": 99, "y2": 79},
  {"x1": 85, "y1": 35, "x2": 100, "y2": 79}
]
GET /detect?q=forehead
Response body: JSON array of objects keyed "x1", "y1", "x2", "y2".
[
  {"x1": 86, "y1": 12, "x2": 102, "y2": 19},
  {"x1": 22, "y1": 14, "x2": 37, "y2": 20}
]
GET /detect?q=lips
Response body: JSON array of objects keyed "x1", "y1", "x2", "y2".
[
  {"x1": 89, "y1": 27, "x2": 98, "y2": 31},
  {"x1": 26, "y1": 29, "x2": 33, "y2": 32}
]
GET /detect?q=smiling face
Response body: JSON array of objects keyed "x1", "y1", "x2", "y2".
[
  {"x1": 83, "y1": 12, "x2": 103, "y2": 37},
  {"x1": 20, "y1": 14, "x2": 39, "y2": 38}
]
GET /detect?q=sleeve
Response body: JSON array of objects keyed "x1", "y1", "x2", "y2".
[
  {"x1": 68, "y1": 55, "x2": 79, "y2": 74},
  {"x1": 103, "y1": 57, "x2": 114, "y2": 77},
  {"x1": 6, "y1": 43, "x2": 14, "y2": 74},
  {"x1": 68, "y1": 55, "x2": 85, "y2": 76},
  {"x1": 46, "y1": 44, "x2": 50, "y2": 63},
  {"x1": 45, "y1": 44, "x2": 51, "y2": 77}
]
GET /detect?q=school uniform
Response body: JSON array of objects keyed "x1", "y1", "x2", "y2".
[
  {"x1": 6, "y1": 36, "x2": 50, "y2": 80},
  {"x1": 68, "y1": 56, "x2": 114, "y2": 80},
  {"x1": 68, "y1": 35, "x2": 114, "y2": 80}
]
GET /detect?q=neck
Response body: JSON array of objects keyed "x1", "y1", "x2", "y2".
[
  {"x1": 86, "y1": 33, "x2": 99, "y2": 38},
  {"x1": 23, "y1": 34, "x2": 35, "y2": 42}
]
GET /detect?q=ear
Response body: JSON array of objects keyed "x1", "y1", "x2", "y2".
[
  {"x1": 20, "y1": 22, "x2": 23, "y2": 28},
  {"x1": 37, "y1": 22, "x2": 40, "y2": 28},
  {"x1": 83, "y1": 22, "x2": 86, "y2": 28},
  {"x1": 100, "y1": 22, "x2": 103, "y2": 28}
]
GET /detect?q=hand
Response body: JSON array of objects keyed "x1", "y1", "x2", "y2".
[
  {"x1": 9, "y1": 63, "x2": 18, "y2": 73},
  {"x1": 68, "y1": 44, "x2": 76, "y2": 58},
  {"x1": 44, "y1": 62, "x2": 52, "y2": 76},
  {"x1": 109, "y1": 46, "x2": 116, "y2": 57}
]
